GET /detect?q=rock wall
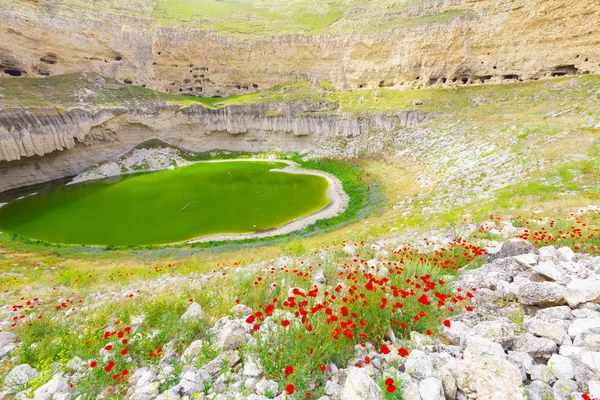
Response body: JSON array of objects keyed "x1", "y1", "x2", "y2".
[
  {"x1": 0, "y1": 0, "x2": 598, "y2": 96},
  {"x1": 0, "y1": 101, "x2": 429, "y2": 192}
]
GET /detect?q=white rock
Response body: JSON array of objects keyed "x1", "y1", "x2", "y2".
[
  {"x1": 440, "y1": 320, "x2": 471, "y2": 346},
  {"x1": 464, "y1": 335, "x2": 506, "y2": 360},
  {"x1": 4, "y1": 364, "x2": 39, "y2": 392},
  {"x1": 0, "y1": 332, "x2": 17, "y2": 358},
  {"x1": 534, "y1": 306, "x2": 572, "y2": 321},
  {"x1": 564, "y1": 276, "x2": 600, "y2": 307},
  {"x1": 533, "y1": 260, "x2": 563, "y2": 281},
  {"x1": 256, "y1": 379, "x2": 278, "y2": 397},
  {"x1": 418, "y1": 377, "x2": 444, "y2": 400},
  {"x1": 552, "y1": 378, "x2": 578, "y2": 400},
  {"x1": 405, "y1": 350, "x2": 435, "y2": 379},
  {"x1": 581, "y1": 351, "x2": 600, "y2": 371},
  {"x1": 325, "y1": 380, "x2": 342, "y2": 396},
  {"x1": 514, "y1": 281, "x2": 565, "y2": 306},
  {"x1": 180, "y1": 302, "x2": 205, "y2": 322},
  {"x1": 179, "y1": 370, "x2": 206, "y2": 395},
  {"x1": 181, "y1": 340, "x2": 205, "y2": 363},
  {"x1": 130, "y1": 382, "x2": 160, "y2": 400},
  {"x1": 568, "y1": 317, "x2": 600, "y2": 337},
  {"x1": 559, "y1": 345, "x2": 585, "y2": 358},
  {"x1": 471, "y1": 318, "x2": 516, "y2": 349},
  {"x1": 340, "y1": 367, "x2": 384, "y2": 400},
  {"x1": 515, "y1": 253, "x2": 538, "y2": 267},
  {"x1": 513, "y1": 333, "x2": 557, "y2": 359},
  {"x1": 547, "y1": 354, "x2": 575, "y2": 380},
  {"x1": 538, "y1": 246, "x2": 558, "y2": 262},
  {"x1": 507, "y1": 351, "x2": 534, "y2": 379},
  {"x1": 455, "y1": 358, "x2": 524, "y2": 399},
  {"x1": 215, "y1": 319, "x2": 247, "y2": 351},
  {"x1": 557, "y1": 247, "x2": 575, "y2": 262},
  {"x1": 526, "y1": 319, "x2": 569, "y2": 344},
  {"x1": 136, "y1": 370, "x2": 157, "y2": 387},
  {"x1": 33, "y1": 374, "x2": 69, "y2": 400}
]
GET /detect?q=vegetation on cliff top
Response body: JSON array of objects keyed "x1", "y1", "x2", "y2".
[{"x1": 3, "y1": 0, "x2": 473, "y2": 38}]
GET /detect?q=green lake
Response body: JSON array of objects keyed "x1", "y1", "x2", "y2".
[{"x1": 0, "y1": 161, "x2": 330, "y2": 246}]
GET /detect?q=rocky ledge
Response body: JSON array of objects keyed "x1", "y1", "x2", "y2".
[{"x1": 2, "y1": 237, "x2": 600, "y2": 400}]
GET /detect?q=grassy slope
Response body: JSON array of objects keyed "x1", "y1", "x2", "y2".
[{"x1": 3, "y1": 0, "x2": 473, "y2": 38}]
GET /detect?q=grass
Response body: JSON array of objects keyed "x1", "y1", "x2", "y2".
[{"x1": 3, "y1": 0, "x2": 474, "y2": 38}]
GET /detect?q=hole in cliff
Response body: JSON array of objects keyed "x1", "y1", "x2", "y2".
[
  {"x1": 123, "y1": 79, "x2": 132, "y2": 84},
  {"x1": 585, "y1": 57, "x2": 589, "y2": 62},
  {"x1": 415, "y1": 75, "x2": 420, "y2": 80},
  {"x1": 428, "y1": 78, "x2": 437, "y2": 85},
  {"x1": 115, "y1": 56, "x2": 122, "y2": 61},
  {"x1": 236, "y1": 85, "x2": 241, "y2": 90},
  {"x1": 461, "y1": 77, "x2": 468, "y2": 84},
  {"x1": 502, "y1": 74, "x2": 519, "y2": 80},
  {"x1": 157, "y1": 52, "x2": 161, "y2": 55},
  {"x1": 178, "y1": 88, "x2": 183, "y2": 92},
  {"x1": 183, "y1": 79, "x2": 191, "y2": 84},
  {"x1": 378, "y1": 80, "x2": 385, "y2": 87},
  {"x1": 3, "y1": 69, "x2": 22, "y2": 76},
  {"x1": 441, "y1": 77, "x2": 447, "y2": 84},
  {"x1": 199, "y1": 74, "x2": 205, "y2": 78},
  {"x1": 551, "y1": 65, "x2": 578, "y2": 76},
  {"x1": 39, "y1": 71, "x2": 50, "y2": 76},
  {"x1": 40, "y1": 54, "x2": 57, "y2": 65},
  {"x1": 477, "y1": 75, "x2": 493, "y2": 83},
  {"x1": 188, "y1": 88, "x2": 193, "y2": 91},
  {"x1": 493, "y1": 65, "x2": 497, "y2": 69},
  {"x1": 195, "y1": 87, "x2": 202, "y2": 92},
  {"x1": 252, "y1": 84, "x2": 258, "y2": 89},
  {"x1": 358, "y1": 84, "x2": 365, "y2": 88}
]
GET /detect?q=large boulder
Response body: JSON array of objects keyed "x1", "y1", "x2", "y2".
[
  {"x1": 526, "y1": 319, "x2": 569, "y2": 344},
  {"x1": 488, "y1": 239, "x2": 538, "y2": 262},
  {"x1": 513, "y1": 333, "x2": 557, "y2": 360},
  {"x1": 214, "y1": 319, "x2": 247, "y2": 351},
  {"x1": 547, "y1": 354, "x2": 575, "y2": 381},
  {"x1": 568, "y1": 317, "x2": 600, "y2": 337},
  {"x1": 455, "y1": 358, "x2": 524, "y2": 399},
  {"x1": 3, "y1": 364, "x2": 39, "y2": 393},
  {"x1": 564, "y1": 275, "x2": 600, "y2": 307},
  {"x1": 513, "y1": 281, "x2": 566, "y2": 307},
  {"x1": 458, "y1": 257, "x2": 527, "y2": 290},
  {"x1": 340, "y1": 367, "x2": 384, "y2": 400}
]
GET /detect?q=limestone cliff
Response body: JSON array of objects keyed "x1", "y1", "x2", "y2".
[
  {"x1": 0, "y1": 0, "x2": 598, "y2": 97},
  {"x1": 0, "y1": 101, "x2": 429, "y2": 192}
]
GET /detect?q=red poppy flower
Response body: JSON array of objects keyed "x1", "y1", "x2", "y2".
[
  {"x1": 443, "y1": 320, "x2": 451, "y2": 328},
  {"x1": 121, "y1": 348, "x2": 128, "y2": 356},
  {"x1": 398, "y1": 348, "x2": 409, "y2": 357},
  {"x1": 90, "y1": 361, "x2": 97, "y2": 368},
  {"x1": 385, "y1": 378, "x2": 394, "y2": 386},
  {"x1": 282, "y1": 319, "x2": 290, "y2": 327},
  {"x1": 284, "y1": 366, "x2": 294, "y2": 376},
  {"x1": 286, "y1": 384, "x2": 295, "y2": 395},
  {"x1": 380, "y1": 344, "x2": 391, "y2": 354},
  {"x1": 387, "y1": 385, "x2": 397, "y2": 393},
  {"x1": 104, "y1": 344, "x2": 113, "y2": 351},
  {"x1": 122, "y1": 369, "x2": 129, "y2": 376},
  {"x1": 104, "y1": 361, "x2": 115, "y2": 372},
  {"x1": 320, "y1": 364, "x2": 326, "y2": 372},
  {"x1": 246, "y1": 315, "x2": 255, "y2": 324}
]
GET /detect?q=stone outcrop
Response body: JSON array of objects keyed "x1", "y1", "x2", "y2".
[
  {"x1": 0, "y1": 102, "x2": 428, "y2": 193},
  {"x1": 0, "y1": 0, "x2": 598, "y2": 97}
]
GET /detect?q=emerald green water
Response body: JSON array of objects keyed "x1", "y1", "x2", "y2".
[{"x1": 0, "y1": 161, "x2": 330, "y2": 246}]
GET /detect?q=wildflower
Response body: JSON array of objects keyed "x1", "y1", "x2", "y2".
[
  {"x1": 104, "y1": 344, "x2": 113, "y2": 351},
  {"x1": 246, "y1": 315, "x2": 256, "y2": 324},
  {"x1": 398, "y1": 348, "x2": 409, "y2": 357},
  {"x1": 286, "y1": 384, "x2": 295, "y2": 395},
  {"x1": 380, "y1": 344, "x2": 391, "y2": 354},
  {"x1": 104, "y1": 361, "x2": 115, "y2": 372},
  {"x1": 284, "y1": 366, "x2": 294, "y2": 376},
  {"x1": 90, "y1": 361, "x2": 97, "y2": 368},
  {"x1": 319, "y1": 364, "x2": 326, "y2": 372},
  {"x1": 387, "y1": 384, "x2": 397, "y2": 393},
  {"x1": 121, "y1": 348, "x2": 128, "y2": 356},
  {"x1": 282, "y1": 319, "x2": 290, "y2": 327},
  {"x1": 443, "y1": 320, "x2": 451, "y2": 328}
]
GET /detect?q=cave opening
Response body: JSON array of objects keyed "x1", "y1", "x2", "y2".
[{"x1": 3, "y1": 69, "x2": 22, "y2": 76}]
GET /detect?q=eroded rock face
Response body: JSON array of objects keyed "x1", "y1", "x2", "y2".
[
  {"x1": 0, "y1": 104, "x2": 428, "y2": 192},
  {"x1": 0, "y1": 0, "x2": 598, "y2": 97}
]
